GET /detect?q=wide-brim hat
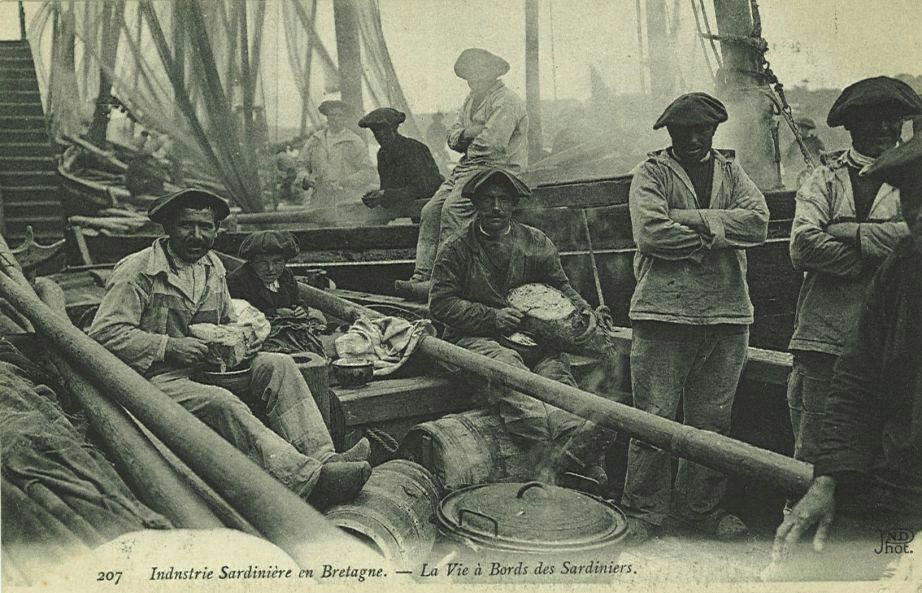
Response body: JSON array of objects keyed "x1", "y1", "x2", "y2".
[
  {"x1": 148, "y1": 188, "x2": 230, "y2": 225},
  {"x1": 653, "y1": 92, "x2": 729, "y2": 130},
  {"x1": 461, "y1": 168, "x2": 531, "y2": 201},
  {"x1": 358, "y1": 107, "x2": 406, "y2": 129},
  {"x1": 454, "y1": 48, "x2": 510, "y2": 81},
  {"x1": 318, "y1": 100, "x2": 351, "y2": 116},
  {"x1": 238, "y1": 230, "x2": 300, "y2": 260},
  {"x1": 827, "y1": 76, "x2": 922, "y2": 127}
]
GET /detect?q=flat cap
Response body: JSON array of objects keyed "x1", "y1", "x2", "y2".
[
  {"x1": 318, "y1": 100, "x2": 351, "y2": 116},
  {"x1": 653, "y1": 92, "x2": 729, "y2": 130},
  {"x1": 461, "y1": 168, "x2": 531, "y2": 200},
  {"x1": 358, "y1": 107, "x2": 406, "y2": 128},
  {"x1": 148, "y1": 188, "x2": 230, "y2": 225},
  {"x1": 827, "y1": 77, "x2": 922, "y2": 127},
  {"x1": 795, "y1": 117, "x2": 817, "y2": 130},
  {"x1": 454, "y1": 48, "x2": 510, "y2": 80},
  {"x1": 238, "y1": 230, "x2": 300, "y2": 260}
]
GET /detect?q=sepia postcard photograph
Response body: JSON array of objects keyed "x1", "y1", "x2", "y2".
[{"x1": 0, "y1": 0, "x2": 920, "y2": 592}]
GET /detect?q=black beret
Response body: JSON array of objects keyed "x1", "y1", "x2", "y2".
[
  {"x1": 148, "y1": 188, "x2": 230, "y2": 225},
  {"x1": 653, "y1": 92, "x2": 729, "y2": 130},
  {"x1": 827, "y1": 77, "x2": 922, "y2": 127},
  {"x1": 454, "y1": 48, "x2": 510, "y2": 80},
  {"x1": 358, "y1": 107, "x2": 406, "y2": 128},
  {"x1": 238, "y1": 230, "x2": 300, "y2": 260},
  {"x1": 318, "y1": 100, "x2": 351, "y2": 116},
  {"x1": 461, "y1": 168, "x2": 531, "y2": 201}
]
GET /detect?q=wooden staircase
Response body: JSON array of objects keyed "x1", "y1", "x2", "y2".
[{"x1": 0, "y1": 39, "x2": 62, "y2": 242}]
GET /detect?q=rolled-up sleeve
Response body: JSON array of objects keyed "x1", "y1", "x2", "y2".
[
  {"x1": 789, "y1": 168, "x2": 862, "y2": 278},
  {"x1": 429, "y1": 241, "x2": 499, "y2": 335},
  {"x1": 88, "y1": 279, "x2": 168, "y2": 373},
  {"x1": 698, "y1": 161, "x2": 769, "y2": 248},
  {"x1": 630, "y1": 162, "x2": 707, "y2": 261}
]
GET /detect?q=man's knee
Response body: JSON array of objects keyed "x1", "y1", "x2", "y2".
[
  {"x1": 479, "y1": 343, "x2": 528, "y2": 369},
  {"x1": 194, "y1": 383, "x2": 250, "y2": 414},
  {"x1": 252, "y1": 352, "x2": 296, "y2": 374}
]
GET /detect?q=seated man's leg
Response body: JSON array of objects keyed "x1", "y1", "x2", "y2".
[
  {"x1": 150, "y1": 372, "x2": 323, "y2": 497},
  {"x1": 412, "y1": 177, "x2": 453, "y2": 281},
  {"x1": 454, "y1": 337, "x2": 552, "y2": 444},
  {"x1": 438, "y1": 168, "x2": 479, "y2": 247},
  {"x1": 532, "y1": 353, "x2": 617, "y2": 477},
  {"x1": 246, "y1": 353, "x2": 335, "y2": 462}
]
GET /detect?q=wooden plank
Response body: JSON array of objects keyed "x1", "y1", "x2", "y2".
[{"x1": 337, "y1": 376, "x2": 471, "y2": 426}]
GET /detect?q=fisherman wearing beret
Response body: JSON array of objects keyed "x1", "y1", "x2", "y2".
[
  {"x1": 784, "y1": 77, "x2": 921, "y2": 491},
  {"x1": 623, "y1": 92, "x2": 769, "y2": 543},
  {"x1": 429, "y1": 168, "x2": 614, "y2": 487},
  {"x1": 397, "y1": 48, "x2": 528, "y2": 299},
  {"x1": 358, "y1": 107, "x2": 443, "y2": 222},
  {"x1": 295, "y1": 99, "x2": 377, "y2": 209},
  {"x1": 89, "y1": 190, "x2": 371, "y2": 508},
  {"x1": 771, "y1": 127, "x2": 922, "y2": 582},
  {"x1": 783, "y1": 116, "x2": 827, "y2": 184}
]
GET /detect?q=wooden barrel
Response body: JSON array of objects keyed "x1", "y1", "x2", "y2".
[
  {"x1": 398, "y1": 409, "x2": 532, "y2": 491},
  {"x1": 324, "y1": 459, "x2": 441, "y2": 569}
]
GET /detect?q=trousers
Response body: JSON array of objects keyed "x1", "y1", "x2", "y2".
[
  {"x1": 786, "y1": 350, "x2": 837, "y2": 464},
  {"x1": 454, "y1": 336, "x2": 615, "y2": 479},
  {"x1": 150, "y1": 352, "x2": 334, "y2": 497},
  {"x1": 621, "y1": 321, "x2": 749, "y2": 525},
  {"x1": 412, "y1": 166, "x2": 480, "y2": 280}
]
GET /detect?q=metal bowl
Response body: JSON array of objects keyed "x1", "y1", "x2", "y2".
[
  {"x1": 197, "y1": 364, "x2": 252, "y2": 396},
  {"x1": 332, "y1": 358, "x2": 374, "y2": 387}
]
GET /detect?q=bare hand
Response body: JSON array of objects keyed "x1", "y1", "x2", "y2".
[
  {"x1": 772, "y1": 476, "x2": 837, "y2": 562},
  {"x1": 826, "y1": 222, "x2": 859, "y2": 244},
  {"x1": 462, "y1": 123, "x2": 486, "y2": 141},
  {"x1": 362, "y1": 190, "x2": 385, "y2": 208},
  {"x1": 495, "y1": 307, "x2": 524, "y2": 333},
  {"x1": 165, "y1": 336, "x2": 209, "y2": 365}
]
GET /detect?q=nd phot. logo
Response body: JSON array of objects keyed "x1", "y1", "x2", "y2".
[{"x1": 874, "y1": 528, "x2": 915, "y2": 555}]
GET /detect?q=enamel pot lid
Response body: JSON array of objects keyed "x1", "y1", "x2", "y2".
[{"x1": 436, "y1": 481, "x2": 628, "y2": 552}]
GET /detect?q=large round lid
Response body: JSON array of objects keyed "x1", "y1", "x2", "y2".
[{"x1": 437, "y1": 482, "x2": 627, "y2": 552}]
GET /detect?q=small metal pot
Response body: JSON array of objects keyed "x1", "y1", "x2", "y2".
[{"x1": 332, "y1": 358, "x2": 374, "y2": 387}]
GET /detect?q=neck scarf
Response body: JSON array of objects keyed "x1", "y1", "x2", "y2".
[{"x1": 846, "y1": 147, "x2": 878, "y2": 172}]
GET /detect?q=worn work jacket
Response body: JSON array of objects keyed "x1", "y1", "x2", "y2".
[
  {"x1": 298, "y1": 127, "x2": 377, "y2": 199},
  {"x1": 788, "y1": 151, "x2": 909, "y2": 356},
  {"x1": 88, "y1": 239, "x2": 234, "y2": 377},
  {"x1": 429, "y1": 220, "x2": 589, "y2": 342},
  {"x1": 814, "y1": 238, "x2": 922, "y2": 514},
  {"x1": 628, "y1": 148, "x2": 769, "y2": 325},
  {"x1": 446, "y1": 80, "x2": 528, "y2": 174},
  {"x1": 376, "y1": 134, "x2": 444, "y2": 208}
]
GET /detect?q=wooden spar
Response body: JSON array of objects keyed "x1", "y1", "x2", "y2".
[
  {"x1": 172, "y1": 0, "x2": 185, "y2": 124},
  {"x1": 237, "y1": 0, "x2": 254, "y2": 151},
  {"x1": 299, "y1": 0, "x2": 319, "y2": 135},
  {"x1": 634, "y1": 0, "x2": 647, "y2": 94},
  {"x1": 295, "y1": 282, "x2": 813, "y2": 497},
  {"x1": 0, "y1": 268, "x2": 378, "y2": 568},
  {"x1": 711, "y1": 0, "x2": 781, "y2": 188},
  {"x1": 524, "y1": 0, "x2": 543, "y2": 161},
  {"x1": 645, "y1": 0, "x2": 675, "y2": 97},
  {"x1": 87, "y1": 0, "x2": 126, "y2": 147},
  {"x1": 32, "y1": 278, "x2": 223, "y2": 530},
  {"x1": 333, "y1": 0, "x2": 364, "y2": 116}
]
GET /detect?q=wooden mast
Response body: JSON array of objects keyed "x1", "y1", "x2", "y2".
[
  {"x1": 645, "y1": 0, "x2": 675, "y2": 98},
  {"x1": 712, "y1": 0, "x2": 781, "y2": 188},
  {"x1": 87, "y1": 0, "x2": 126, "y2": 147},
  {"x1": 524, "y1": 0, "x2": 544, "y2": 161},
  {"x1": 332, "y1": 0, "x2": 364, "y2": 118}
]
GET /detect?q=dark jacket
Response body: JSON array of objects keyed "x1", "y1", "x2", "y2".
[
  {"x1": 376, "y1": 134, "x2": 443, "y2": 208},
  {"x1": 429, "y1": 220, "x2": 589, "y2": 342},
  {"x1": 226, "y1": 264, "x2": 299, "y2": 316},
  {"x1": 813, "y1": 238, "x2": 922, "y2": 514}
]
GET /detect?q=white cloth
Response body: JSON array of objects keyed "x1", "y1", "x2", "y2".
[{"x1": 334, "y1": 316, "x2": 435, "y2": 376}]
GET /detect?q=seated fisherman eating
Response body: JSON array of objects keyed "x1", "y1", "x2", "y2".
[
  {"x1": 428, "y1": 168, "x2": 614, "y2": 486},
  {"x1": 88, "y1": 189, "x2": 370, "y2": 507}
]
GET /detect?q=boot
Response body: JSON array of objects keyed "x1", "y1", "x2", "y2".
[
  {"x1": 393, "y1": 279, "x2": 431, "y2": 302},
  {"x1": 307, "y1": 461, "x2": 372, "y2": 509},
  {"x1": 328, "y1": 437, "x2": 370, "y2": 462}
]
